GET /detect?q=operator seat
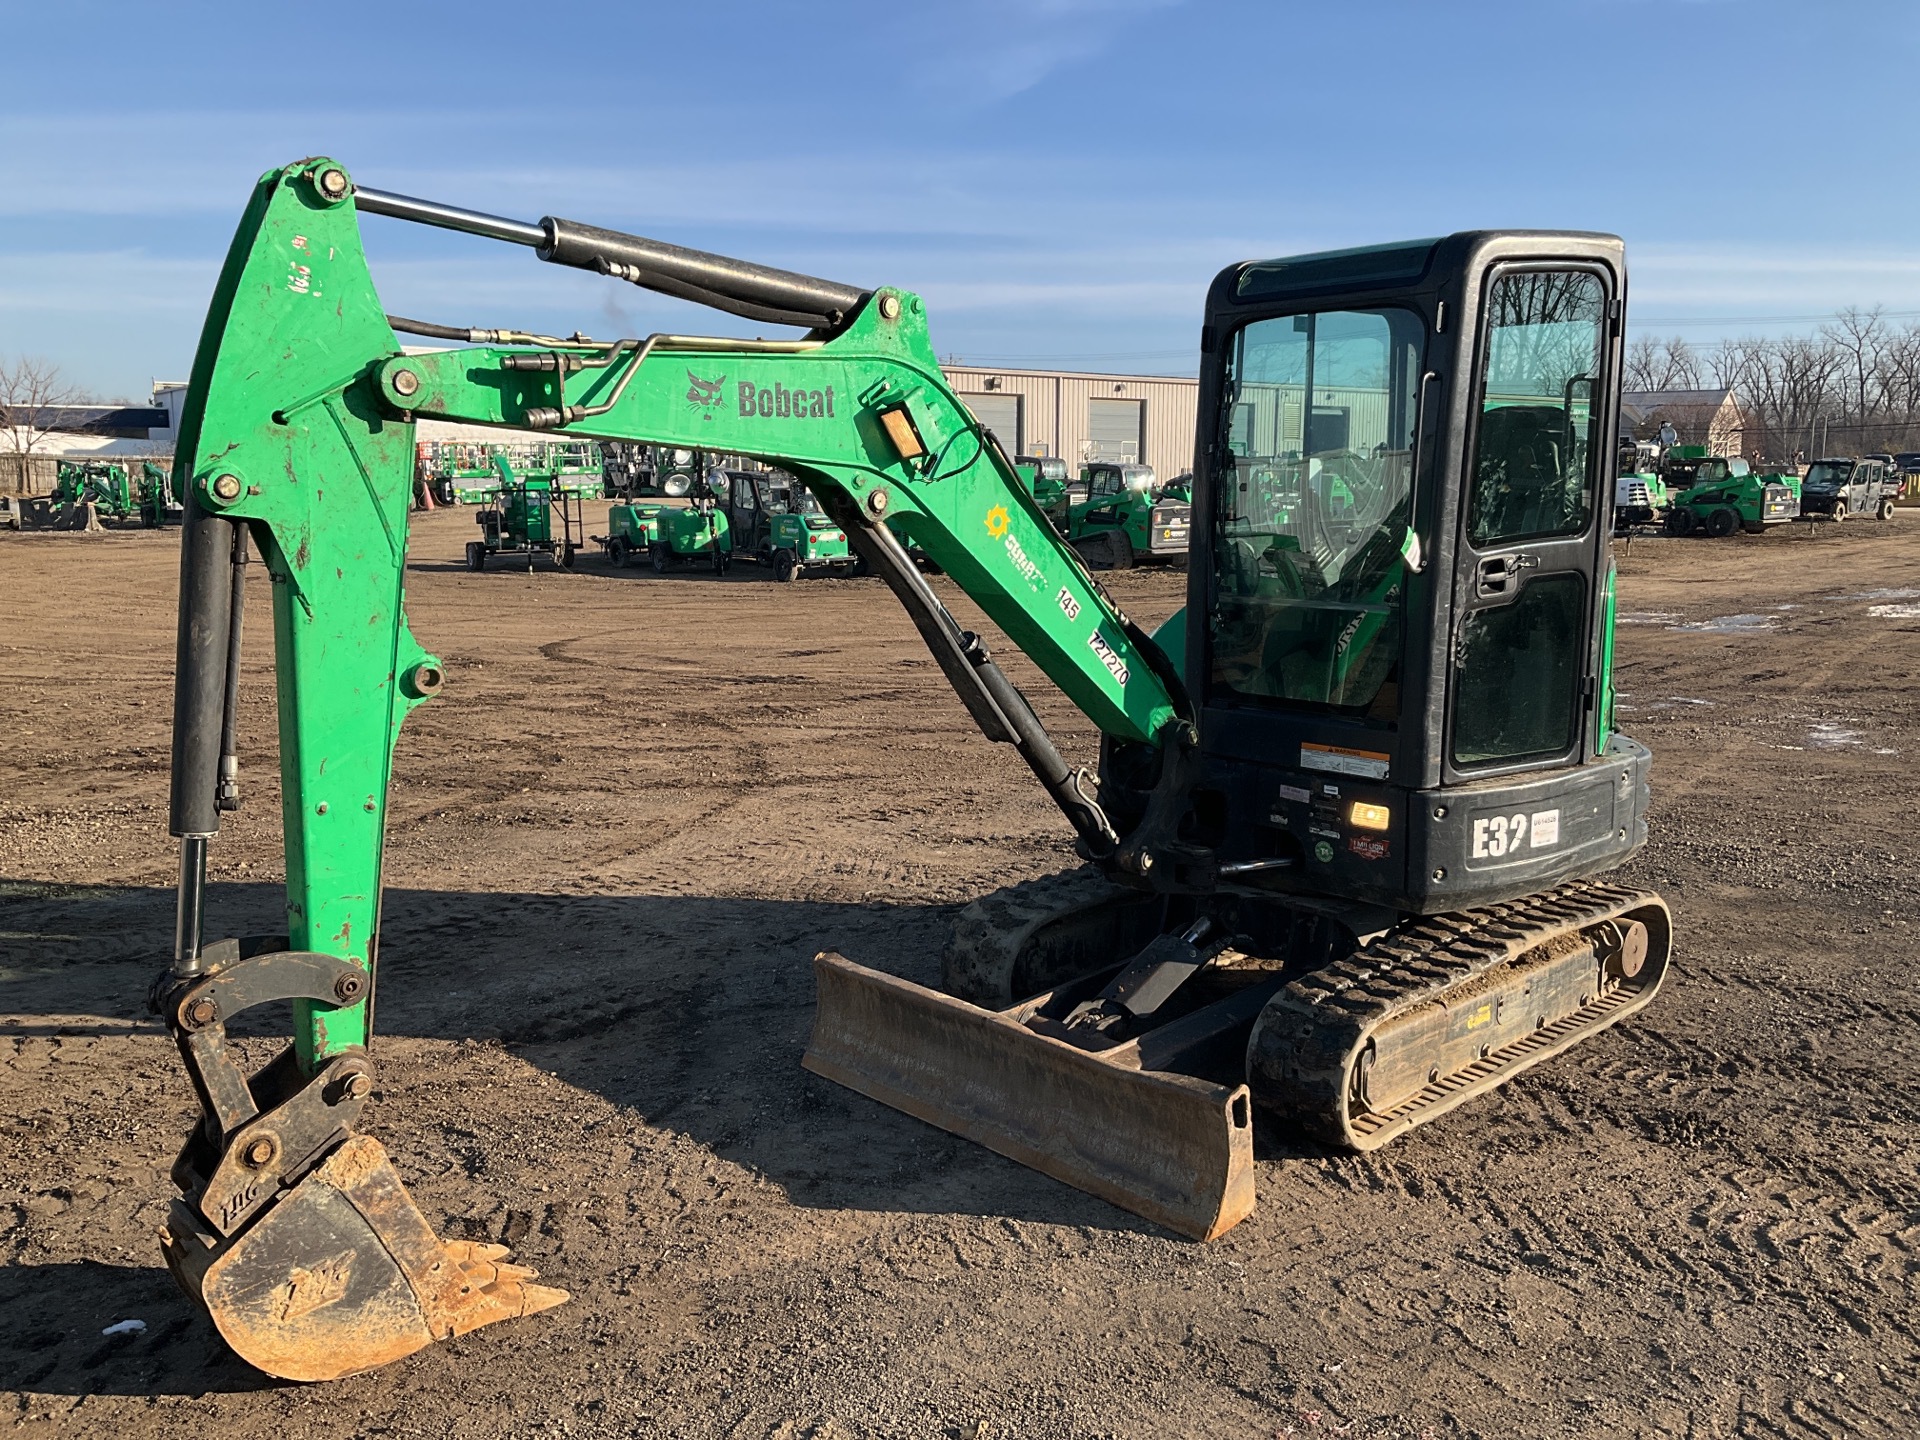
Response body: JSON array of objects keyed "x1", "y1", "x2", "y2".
[{"x1": 1474, "y1": 406, "x2": 1566, "y2": 539}]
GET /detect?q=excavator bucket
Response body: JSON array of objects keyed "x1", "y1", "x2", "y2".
[
  {"x1": 162, "y1": 1136, "x2": 567, "y2": 1382},
  {"x1": 150, "y1": 941, "x2": 566, "y2": 1381},
  {"x1": 804, "y1": 953, "x2": 1256, "y2": 1241}
]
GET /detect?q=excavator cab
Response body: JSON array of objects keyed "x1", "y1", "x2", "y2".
[
  {"x1": 1159, "y1": 234, "x2": 1645, "y2": 912},
  {"x1": 868, "y1": 234, "x2": 1667, "y2": 1240}
]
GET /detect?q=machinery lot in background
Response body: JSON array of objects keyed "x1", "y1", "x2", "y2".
[{"x1": 3, "y1": 511, "x2": 1915, "y2": 1439}]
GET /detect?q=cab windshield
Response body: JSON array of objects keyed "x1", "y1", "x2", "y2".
[
  {"x1": 1210, "y1": 306, "x2": 1425, "y2": 714},
  {"x1": 1804, "y1": 461, "x2": 1852, "y2": 487},
  {"x1": 1690, "y1": 458, "x2": 1749, "y2": 486}
]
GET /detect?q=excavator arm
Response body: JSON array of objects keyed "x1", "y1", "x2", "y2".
[{"x1": 157, "y1": 158, "x2": 1199, "y2": 1379}]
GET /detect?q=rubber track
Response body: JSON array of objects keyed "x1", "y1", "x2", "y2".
[
  {"x1": 1248, "y1": 879, "x2": 1670, "y2": 1151},
  {"x1": 941, "y1": 867, "x2": 1139, "y2": 1007}
]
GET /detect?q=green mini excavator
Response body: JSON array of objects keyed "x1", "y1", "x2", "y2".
[{"x1": 156, "y1": 159, "x2": 1670, "y2": 1380}]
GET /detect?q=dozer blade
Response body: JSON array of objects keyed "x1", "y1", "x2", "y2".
[
  {"x1": 804, "y1": 952, "x2": 1255, "y2": 1241},
  {"x1": 162, "y1": 1135, "x2": 567, "y2": 1382}
]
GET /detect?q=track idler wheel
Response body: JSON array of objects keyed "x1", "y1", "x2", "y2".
[{"x1": 152, "y1": 938, "x2": 566, "y2": 1380}]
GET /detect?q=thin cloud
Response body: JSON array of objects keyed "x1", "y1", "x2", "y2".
[
  {"x1": 1629, "y1": 244, "x2": 1920, "y2": 317},
  {"x1": 897, "y1": 0, "x2": 1185, "y2": 102}
]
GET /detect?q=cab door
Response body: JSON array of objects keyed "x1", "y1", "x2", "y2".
[
  {"x1": 1856, "y1": 461, "x2": 1884, "y2": 514},
  {"x1": 1447, "y1": 266, "x2": 1617, "y2": 782}
]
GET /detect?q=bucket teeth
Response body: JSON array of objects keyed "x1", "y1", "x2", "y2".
[{"x1": 438, "y1": 1241, "x2": 569, "y2": 1332}]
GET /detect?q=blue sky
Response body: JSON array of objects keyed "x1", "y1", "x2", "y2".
[{"x1": 4, "y1": 0, "x2": 1918, "y2": 399}]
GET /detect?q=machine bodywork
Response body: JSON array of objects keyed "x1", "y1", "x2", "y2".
[
  {"x1": 1064, "y1": 461, "x2": 1192, "y2": 568},
  {"x1": 159, "y1": 161, "x2": 1670, "y2": 1381},
  {"x1": 1663, "y1": 450, "x2": 1800, "y2": 535}
]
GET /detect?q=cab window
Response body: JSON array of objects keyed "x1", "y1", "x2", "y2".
[
  {"x1": 1467, "y1": 271, "x2": 1607, "y2": 545},
  {"x1": 1209, "y1": 306, "x2": 1425, "y2": 713}
]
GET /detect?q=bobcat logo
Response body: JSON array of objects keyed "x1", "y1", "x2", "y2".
[{"x1": 685, "y1": 371, "x2": 727, "y2": 409}]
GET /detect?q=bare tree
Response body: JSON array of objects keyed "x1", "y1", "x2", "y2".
[
  {"x1": 1624, "y1": 334, "x2": 1702, "y2": 393},
  {"x1": 0, "y1": 356, "x2": 83, "y2": 494},
  {"x1": 1626, "y1": 308, "x2": 1920, "y2": 460},
  {"x1": 1876, "y1": 322, "x2": 1920, "y2": 441},
  {"x1": 1625, "y1": 335, "x2": 1661, "y2": 393},
  {"x1": 1823, "y1": 306, "x2": 1888, "y2": 445}
]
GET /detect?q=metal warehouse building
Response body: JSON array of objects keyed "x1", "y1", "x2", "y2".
[
  {"x1": 127, "y1": 366, "x2": 1209, "y2": 487},
  {"x1": 942, "y1": 366, "x2": 1199, "y2": 482}
]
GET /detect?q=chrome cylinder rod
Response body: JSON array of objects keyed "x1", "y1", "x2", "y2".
[
  {"x1": 173, "y1": 836, "x2": 209, "y2": 976},
  {"x1": 353, "y1": 186, "x2": 549, "y2": 248}
]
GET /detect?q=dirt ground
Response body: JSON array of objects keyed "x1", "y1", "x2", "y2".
[{"x1": 3, "y1": 505, "x2": 1917, "y2": 1440}]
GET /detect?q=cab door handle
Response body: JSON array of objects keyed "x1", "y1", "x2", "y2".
[{"x1": 1476, "y1": 553, "x2": 1538, "y2": 597}]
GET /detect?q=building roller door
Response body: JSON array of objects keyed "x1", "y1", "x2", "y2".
[
  {"x1": 1087, "y1": 397, "x2": 1144, "y2": 461},
  {"x1": 962, "y1": 393, "x2": 1022, "y2": 457}
]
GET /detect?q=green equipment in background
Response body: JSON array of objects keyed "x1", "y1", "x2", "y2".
[
  {"x1": 602, "y1": 494, "x2": 674, "y2": 565},
  {"x1": 648, "y1": 468, "x2": 732, "y2": 572},
  {"x1": 1062, "y1": 460, "x2": 1191, "y2": 568},
  {"x1": 1019, "y1": 453, "x2": 1071, "y2": 526},
  {"x1": 424, "y1": 440, "x2": 605, "y2": 505},
  {"x1": 605, "y1": 463, "x2": 862, "y2": 579},
  {"x1": 1662, "y1": 448, "x2": 1800, "y2": 536},
  {"x1": 600, "y1": 446, "x2": 702, "y2": 564},
  {"x1": 139, "y1": 460, "x2": 183, "y2": 528},
  {"x1": 761, "y1": 477, "x2": 859, "y2": 580},
  {"x1": 465, "y1": 455, "x2": 584, "y2": 570},
  {"x1": 50, "y1": 459, "x2": 137, "y2": 522},
  {"x1": 1613, "y1": 439, "x2": 1669, "y2": 533}
]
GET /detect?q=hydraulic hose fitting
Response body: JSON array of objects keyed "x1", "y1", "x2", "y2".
[{"x1": 401, "y1": 662, "x2": 445, "y2": 700}]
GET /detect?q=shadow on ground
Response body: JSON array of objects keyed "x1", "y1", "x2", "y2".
[
  {"x1": 0, "y1": 1262, "x2": 282, "y2": 1399},
  {"x1": 3, "y1": 879, "x2": 1247, "y2": 1242}
]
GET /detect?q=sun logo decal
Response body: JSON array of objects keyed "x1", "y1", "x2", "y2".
[{"x1": 985, "y1": 505, "x2": 1011, "y2": 539}]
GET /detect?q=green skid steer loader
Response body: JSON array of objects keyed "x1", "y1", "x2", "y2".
[{"x1": 1662, "y1": 449, "x2": 1799, "y2": 536}]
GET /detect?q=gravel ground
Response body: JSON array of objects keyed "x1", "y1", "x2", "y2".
[{"x1": 2, "y1": 507, "x2": 1916, "y2": 1439}]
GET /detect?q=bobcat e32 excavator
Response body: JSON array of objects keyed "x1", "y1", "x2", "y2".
[{"x1": 154, "y1": 158, "x2": 1671, "y2": 1380}]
